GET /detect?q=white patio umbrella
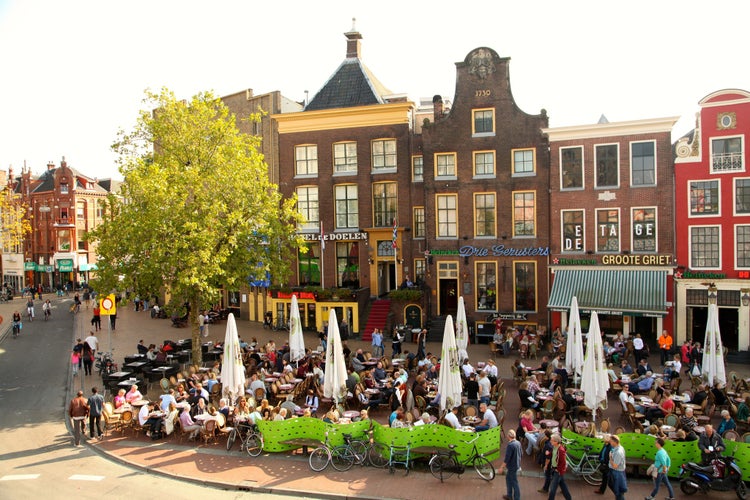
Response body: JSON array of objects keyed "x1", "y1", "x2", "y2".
[
  {"x1": 455, "y1": 296, "x2": 469, "y2": 362},
  {"x1": 323, "y1": 309, "x2": 348, "y2": 405},
  {"x1": 565, "y1": 296, "x2": 585, "y2": 386},
  {"x1": 702, "y1": 303, "x2": 727, "y2": 387},
  {"x1": 438, "y1": 315, "x2": 463, "y2": 413},
  {"x1": 289, "y1": 294, "x2": 306, "y2": 364},
  {"x1": 580, "y1": 312, "x2": 610, "y2": 420},
  {"x1": 220, "y1": 313, "x2": 246, "y2": 403}
]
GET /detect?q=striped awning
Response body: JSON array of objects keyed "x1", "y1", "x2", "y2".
[{"x1": 548, "y1": 269, "x2": 668, "y2": 316}]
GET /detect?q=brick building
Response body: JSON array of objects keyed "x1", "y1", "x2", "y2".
[
  {"x1": 674, "y1": 89, "x2": 750, "y2": 351},
  {"x1": 544, "y1": 116, "x2": 679, "y2": 342}
]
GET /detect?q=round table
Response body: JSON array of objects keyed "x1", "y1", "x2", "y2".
[
  {"x1": 693, "y1": 425, "x2": 706, "y2": 434},
  {"x1": 540, "y1": 419, "x2": 559, "y2": 428},
  {"x1": 459, "y1": 426, "x2": 476, "y2": 433},
  {"x1": 462, "y1": 416, "x2": 480, "y2": 426},
  {"x1": 342, "y1": 410, "x2": 359, "y2": 420},
  {"x1": 660, "y1": 425, "x2": 676, "y2": 433}
]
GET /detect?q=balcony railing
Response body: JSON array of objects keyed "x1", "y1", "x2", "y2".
[{"x1": 712, "y1": 152, "x2": 744, "y2": 172}]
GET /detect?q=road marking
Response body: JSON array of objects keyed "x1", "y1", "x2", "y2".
[
  {"x1": 0, "y1": 474, "x2": 41, "y2": 481},
  {"x1": 68, "y1": 474, "x2": 105, "y2": 481}
]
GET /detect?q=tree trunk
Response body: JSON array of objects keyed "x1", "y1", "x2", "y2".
[{"x1": 190, "y1": 297, "x2": 202, "y2": 367}]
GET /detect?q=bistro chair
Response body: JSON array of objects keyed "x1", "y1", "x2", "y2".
[
  {"x1": 724, "y1": 429, "x2": 740, "y2": 442},
  {"x1": 741, "y1": 432, "x2": 750, "y2": 444},
  {"x1": 159, "y1": 378, "x2": 171, "y2": 393},
  {"x1": 200, "y1": 419, "x2": 218, "y2": 446}
]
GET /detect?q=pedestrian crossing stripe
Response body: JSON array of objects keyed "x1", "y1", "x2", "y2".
[
  {"x1": 0, "y1": 474, "x2": 41, "y2": 481},
  {"x1": 69, "y1": 474, "x2": 105, "y2": 481}
]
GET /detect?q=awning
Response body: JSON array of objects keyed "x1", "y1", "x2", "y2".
[{"x1": 548, "y1": 269, "x2": 668, "y2": 316}]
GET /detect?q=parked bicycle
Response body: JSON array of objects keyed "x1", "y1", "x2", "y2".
[
  {"x1": 309, "y1": 431, "x2": 352, "y2": 472},
  {"x1": 243, "y1": 426, "x2": 264, "y2": 457},
  {"x1": 272, "y1": 316, "x2": 288, "y2": 332},
  {"x1": 334, "y1": 431, "x2": 389, "y2": 469},
  {"x1": 428, "y1": 433, "x2": 495, "y2": 482},
  {"x1": 561, "y1": 437, "x2": 603, "y2": 485}
]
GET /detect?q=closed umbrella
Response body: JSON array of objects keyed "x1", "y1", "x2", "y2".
[
  {"x1": 565, "y1": 296, "x2": 585, "y2": 386},
  {"x1": 220, "y1": 313, "x2": 246, "y2": 403},
  {"x1": 455, "y1": 296, "x2": 469, "y2": 362},
  {"x1": 323, "y1": 309, "x2": 348, "y2": 405},
  {"x1": 702, "y1": 303, "x2": 727, "y2": 387},
  {"x1": 438, "y1": 315, "x2": 463, "y2": 413},
  {"x1": 289, "y1": 294, "x2": 306, "y2": 363},
  {"x1": 580, "y1": 311, "x2": 610, "y2": 420}
]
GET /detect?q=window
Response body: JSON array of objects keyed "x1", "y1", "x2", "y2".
[
  {"x1": 298, "y1": 243, "x2": 321, "y2": 286},
  {"x1": 372, "y1": 139, "x2": 397, "y2": 170},
  {"x1": 96, "y1": 203, "x2": 104, "y2": 219},
  {"x1": 632, "y1": 208, "x2": 657, "y2": 252},
  {"x1": 690, "y1": 180, "x2": 719, "y2": 215},
  {"x1": 78, "y1": 240, "x2": 86, "y2": 251},
  {"x1": 333, "y1": 142, "x2": 357, "y2": 173},
  {"x1": 476, "y1": 262, "x2": 497, "y2": 310},
  {"x1": 58, "y1": 229, "x2": 71, "y2": 251},
  {"x1": 474, "y1": 193, "x2": 496, "y2": 237},
  {"x1": 373, "y1": 183, "x2": 397, "y2": 227},
  {"x1": 412, "y1": 155, "x2": 423, "y2": 182},
  {"x1": 514, "y1": 261, "x2": 536, "y2": 312},
  {"x1": 414, "y1": 259, "x2": 426, "y2": 284},
  {"x1": 76, "y1": 203, "x2": 85, "y2": 218},
  {"x1": 736, "y1": 179, "x2": 750, "y2": 214},
  {"x1": 737, "y1": 226, "x2": 750, "y2": 268},
  {"x1": 595, "y1": 144, "x2": 619, "y2": 188},
  {"x1": 336, "y1": 241, "x2": 360, "y2": 288},
  {"x1": 60, "y1": 183, "x2": 69, "y2": 194},
  {"x1": 435, "y1": 153, "x2": 456, "y2": 177},
  {"x1": 512, "y1": 148, "x2": 535, "y2": 175},
  {"x1": 560, "y1": 146, "x2": 583, "y2": 189},
  {"x1": 562, "y1": 210, "x2": 585, "y2": 252},
  {"x1": 690, "y1": 226, "x2": 720, "y2": 268},
  {"x1": 631, "y1": 141, "x2": 655, "y2": 186},
  {"x1": 296, "y1": 186, "x2": 319, "y2": 231},
  {"x1": 60, "y1": 208, "x2": 69, "y2": 221},
  {"x1": 473, "y1": 151, "x2": 495, "y2": 177},
  {"x1": 513, "y1": 191, "x2": 536, "y2": 237},
  {"x1": 712, "y1": 136, "x2": 743, "y2": 172},
  {"x1": 596, "y1": 209, "x2": 620, "y2": 253},
  {"x1": 295, "y1": 145, "x2": 318, "y2": 176},
  {"x1": 334, "y1": 184, "x2": 358, "y2": 229},
  {"x1": 472, "y1": 109, "x2": 494, "y2": 135},
  {"x1": 436, "y1": 194, "x2": 457, "y2": 238},
  {"x1": 413, "y1": 207, "x2": 425, "y2": 238}
]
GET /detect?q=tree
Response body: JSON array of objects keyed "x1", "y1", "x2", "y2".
[
  {"x1": 88, "y1": 88, "x2": 303, "y2": 364},
  {"x1": 1, "y1": 186, "x2": 31, "y2": 258}
]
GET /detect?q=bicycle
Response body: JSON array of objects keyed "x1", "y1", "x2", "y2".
[
  {"x1": 243, "y1": 426, "x2": 264, "y2": 457},
  {"x1": 561, "y1": 437, "x2": 603, "y2": 486},
  {"x1": 428, "y1": 433, "x2": 495, "y2": 482},
  {"x1": 309, "y1": 431, "x2": 352, "y2": 472},
  {"x1": 272, "y1": 316, "x2": 288, "y2": 332},
  {"x1": 12, "y1": 321, "x2": 20, "y2": 339},
  {"x1": 226, "y1": 421, "x2": 253, "y2": 452},
  {"x1": 337, "y1": 431, "x2": 389, "y2": 468},
  {"x1": 43, "y1": 307, "x2": 51, "y2": 321}
]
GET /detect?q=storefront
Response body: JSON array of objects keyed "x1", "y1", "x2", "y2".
[
  {"x1": 548, "y1": 260, "x2": 674, "y2": 343},
  {"x1": 268, "y1": 290, "x2": 359, "y2": 335}
]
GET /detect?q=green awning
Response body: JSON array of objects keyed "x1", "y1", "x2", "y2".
[{"x1": 548, "y1": 269, "x2": 668, "y2": 316}]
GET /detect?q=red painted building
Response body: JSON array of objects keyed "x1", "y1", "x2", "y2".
[{"x1": 674, "y1": 89, "x2": 750, "y2": 351}]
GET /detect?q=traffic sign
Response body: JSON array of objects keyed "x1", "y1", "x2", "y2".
[{"x1": 100, "y1": 294, "x2": 117, "y2": 316}]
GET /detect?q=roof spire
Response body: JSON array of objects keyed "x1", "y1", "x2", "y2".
[
  {"x1": 351, "y1": 17, "x2": 356, "y2": 31},
  {"x1": 345, "y1": 18, "x2": 362, "y2": 59}
]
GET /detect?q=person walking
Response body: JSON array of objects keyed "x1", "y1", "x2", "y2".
[
  {"x1": 91, "y1": 303, "x2": 101, "y2": 331},
  {"x1": 499, "y1": 428, "x2": 522, "y2": 500},
  {"x1": 537, "y1": 429, "x2": 554, "y2": 493},
  {"x1": 594, "y1": 434, "x2": 613, "y2": 494},
  {"x1": 87, "y1": 387, "x2": 105, "y2": 440},
  {"x1": 646, "y1": 437, "x2": 674, "y2": 500},
  {"x1": 608, "y1": 434, "x2": 628, "y2": 500},
  {"x1": 416, "y1": 328, "x2": 427, "y2": 360},
  {"x1": 548, "y1": 433, "x2": 572, "y2": 500},
  {"x1": 372, "y1": 328, "x2": 384, "y2": 358},
  {"x1": 68, "y1": 390, "x2": 89, "y2": 446}
]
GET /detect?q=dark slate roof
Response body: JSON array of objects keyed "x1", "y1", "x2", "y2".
[
  {"x1": 305, "y1": 58, "x2": 392, "y2": 111},
  {"x1": 32, "y1": 169, "x2": 56, "y2": 193}
]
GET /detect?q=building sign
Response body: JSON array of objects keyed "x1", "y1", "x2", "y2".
[
  {"x1": 57, "y1": 259, "x2": 74, "y2": 272},
  {"x1": 601, "y1": 254, "x2": 672, "y2": 266},
  {"x1": 301, "y1": 231, "x2": 368, "y2": 243},
  {"x1": 24, "y1": 261, "x2": 36, "y2": 271},
  {"x1": 442, "y1": 245, "x2": 551, "y2": 258},
  {"x1": 579, "y1": 308, "x2": 624, "y2": 316},
  {"x1": 552, "y1": 258, "x2": 598, "y2": 265},
  {"x1": 489, "y1": 312, "x2": 528, "y2": 321},
  {"x1": 677, "y1": 271, "x2": 726, "y2": 280}
]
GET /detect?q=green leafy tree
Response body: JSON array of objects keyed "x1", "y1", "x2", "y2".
[{"x1": 88, "y1": 88, "x2": 303, "y2": 364}]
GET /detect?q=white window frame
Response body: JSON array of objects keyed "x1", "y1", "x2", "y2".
[
  {"x1": 295, "y1": 144, "x2": 318, "y2": 177},
  {"x1": 559, "y1": 146, "x2": 585, "y2": 190},
  {"x1": 689, "y1": 225, "x2": 721, "y2": 270},
  {"x1": 735, "y1": 224, "x2": 750, "y2": 269},
  {"x1": 296, "y1": 186, "x2": 319, "y2": 231},
  {"x1": 333, "y1": 141, "x2": 357, "y2": 174},
  {"x1": 561, "y1": 209, "x2": 586, "y2": 253},
  {"x1": 595, "y1": 207, "x2": 621, "y2": 253},
  {"x1": 688, "y1": 178, "x2": 721, "y2": 218},
  {"x1": 710, "y1": 135, "x2": 745, "y2": 173}
]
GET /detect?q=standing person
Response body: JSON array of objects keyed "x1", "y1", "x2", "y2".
[
  {"x1": 632, "y1": 333, "x2": 644, "y2": 363},
  {"x1": 547, "y1": 433, "x2": 572, "y2": 500},
  {"x1": 42, "y1": 299, "x2": 52, "y2": 320},
  {"x1": 110, "y1": 309, "x2": 117, "y2": 331},
  {"x1": 71, "y1": 349, "x2": 80, "y2": 376},
  {"x1": 91, "y1": 303, "x2": 101, "y2": 331},
  {"x1": 82, "y1": 342, "x2": 94, "y2": 376},
  {"x1": 85, "y1": 331, "x2": 99, "y2": 356},
  {"x1": 646, "y1": 437, "x2": 674, "y2": 500},
  {"x1": 87, "y1": 387, "x2": 105, "y2": 440},
  {"x1": 83, "y1": 289, "x2": 91, "y2": 309},
  {"x1": 340, "y1": 319, "x2": 349, "y2": 341},
  {"x1": 372, "y1": 328, "x2": 384, "y2": 357},
  {"x1": 68, "y1": 390, "x2": 89, "y2": 446},
  {"x1": 416, "y1": 328, "x2": 427, "y2": 360},
  {"x1": 198, "y1": 310, "x2": 207, "y2": 337},
  {"x1": 73, "y1": 339, "x2": 84, "y2": 374},
  {"x1": 499, "y1": 428, "x2": 522, "y2": 500},
  {"x1": 594, "y1": 434, "x2": 613, "y2": 494},
  {"x1": 26, "y1": 295, "x2": 34, "y2": 321},
  {"x1": 658, "y1": 330, "x2": 673, "y2": 366},
  {"x1": 608, "y1": 434, "x2": 628, "y2": 500},
  {"x1": 391, "y1": 327, "x2": 403, "y2": 358},
  {"x1": 537, "y1": 429, "x2": 554, "y2": 493}
]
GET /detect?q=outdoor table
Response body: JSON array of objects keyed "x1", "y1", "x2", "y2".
[
  {"x1": 131, "y1": 400, "x2": 150, "y2": 409},
  {"x1": 683, "y1": 403, "x2": 702, "y2": 411},
  {"x1": 458, "y1": 426, "x2": 476, "y2": 433},
  {"x1": 342, "y1": 410, "x2": 359, "y2": 420},
  {"x1": 279, "y1": 384, "x2": 293, "y2": 391},
  {"x1": 264, "y1": 377, "x2": 278, "y2": 383},
  {"x1": 661, "y1": 425, "x2": 676, "y2": 433},
  {"x1": 694, "y1": 426, "x2": 706, "y2": 434},
  {"x1": 118, "y1": 379, "x2": 143, "y2": 388},
  {"x1": 540, "y1": 419, "x2": 559, "y2": 428},
  {"x1": 574, "y1": 421, "x2": 591, "y2": 433},
  {"x1": 108, "y1": 371, "x2": 133, "y2": 380},
  {"x1": 123, "y1": 354, "x2": 146, "y2": 364},
  {"x1": 462, "y1": 416, "x2": 480, "y2": 426},
  {"x1": 292, "y1": 378, "x2": 303, "y2": 384},
  {"x1": 113, "y1": 404, "x2": 133, "y2": 414},
  {"x1": 672, "y1": 395, "x2": 688, "y2": 403},
  {"x1": 123, "y1": 361, "x2": 148, "y2": 372},
  {"x1": 273, "y1": 372, "x2": 283, "y2": 377}
]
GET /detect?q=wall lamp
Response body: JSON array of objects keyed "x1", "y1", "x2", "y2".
[{"x1": 742, "y1": 289, "x2": 750, "y2": 307}]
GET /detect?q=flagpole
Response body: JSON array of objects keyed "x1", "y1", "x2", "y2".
[
  {"x1": 392, "y1": 218, "x2": 399, "y2": 290},
  {"x1": 320, "y1": 221, "x2": 325, "y2": 289}
]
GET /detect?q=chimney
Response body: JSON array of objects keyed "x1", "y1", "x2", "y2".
[
  {"x1": 433, "y1": 95, "x2": 444, "y2": 122},
  {"x1": 246, "y1": 89, "x2": 254, "y2": 100},
  {"x1": 60, "y1": 156, "x2": 67, "y2": 169},
  {"x1": 345, "y1": 18, "x2": 362, "y2": 59},
  {"x1": 47, "y1": 161, "x2": 55, "y2": 171}
]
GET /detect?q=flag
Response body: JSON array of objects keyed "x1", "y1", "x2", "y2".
[
  {"x1": 320, "y1": 221, "x2": 325, "y2": 250},
  {"x1": 392, "y1": 217, "x2": 398, "y2": 249}
]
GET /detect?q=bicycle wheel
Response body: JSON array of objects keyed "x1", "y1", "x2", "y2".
[
  {"x1": 368, "y1": 442, "x2": 389, "y2": 468},
  {"x1": 581, "y1": 456, "x2": 603, "y2": 486},
  {"x1": 348, "y1": 440, "x2": 368, "y2": 465},
  {"x1": 309, "y1": 447, "x2": 330, "y2": 472},
  {"x1": 226, "y1": 428, "x2": 237, "y2": 452},
  {"x1": 429, "y1": 454, "x2": 456, "y2": 482},
  {"x1": 245, "y1": 432, "x2": 263, "y2": 457},
  {"x1": 330, "y1": 445, "x2": 355, "y2": 471},
  {"x1": 472, "y1": 456, "x2": 495, "y2": 481}
]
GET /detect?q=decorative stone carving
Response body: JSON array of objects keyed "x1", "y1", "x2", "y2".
[{"x1": 468, "y1": 48, "x2": 496, "y2": 79}]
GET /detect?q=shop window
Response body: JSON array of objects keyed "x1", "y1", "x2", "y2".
[{"x1": 298, "y1": 243, "x2": 321, "y2": 286}]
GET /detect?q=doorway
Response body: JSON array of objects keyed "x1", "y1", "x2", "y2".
[
  {"x1": 439, "y1": 279, "x2": 458, "y2": 316},
  {"x1": 377, "y1": 261, "x2": 395, "y2": 297},
  {"x1": 690, "y1": 306, "x2": 739, "y2": 351}
]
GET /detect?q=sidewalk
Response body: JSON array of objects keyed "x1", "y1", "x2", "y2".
[{"x1": 64, "y1": 298, "x2": 745, "y2": 499}]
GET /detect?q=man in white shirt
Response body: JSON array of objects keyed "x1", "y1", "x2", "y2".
[
  {"x1": 414, "y1": 412, "x2": 432, "y2": 426},
  {"x1": 249, "y1": 374, "x2": 265, "y2": 400},
  {"x1": 478, "y1": 371, "x2": 492, "y2": 405},
  {"x1": 633, "y1": 333, "x2": 645, "y2": 362},
  {"x1": 444, "y1": 406, "x2": 460, "y2": 429},
  {"x1": 84, "y1": 332, "x2": 99, "y2": 355},
  {"x1": 475, "y1": 402, "x2": 498, "y2": 431},
  {"x1": 461, "y1": 359, "x2": 474, "y2": 379}
]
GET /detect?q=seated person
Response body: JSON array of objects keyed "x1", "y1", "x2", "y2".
[
  {"x1": 627, "y1": 371, "x2": 655, "y2": 394},
  {"x1": 304, "y1": 389, "x2": 319, "y2": 414},
  {"x1": 178, "y1": 407, "x2": 201, "y2": 440},
  {"x1": 125, "y1": 384, "x2": 143, "y2": 404},
  {"x1": 737, "y1": 396, "x2": 750, "y2": 423},
  {"x1": 414, "y1": 412, "x2": 432, "y2": 426},
  {"x1": 519, "y1": 409, "x2": 540, "y2": 455},
  {"x1": 518, "y1": 381, "x2": 539, "y2": 410},
  {"x1": 664, "y1": 354, "x2": 682, "y2": 381},
  {"x1": 712, "y1": 383, "x2": 729, "y2": 407},
  {"x1": 474, "y1": 402, "x2": 498, "y2": 432},
  {"x1": 159, "y1": 389, "x2": 177, "y2": 412},
  {"x1": 137, "y1": 340, "x2": 149, "y2": 355},
  {"x1": 698, "y1": 425, "x2": 725, "y2": 464},
  {"x1": 444, "y1": 406, "x2": 460, "y2": 429},
  {"x1": 113, "y1": 388, "x2": 127, "y2": 409},
  {"x1": 217, "y1": 398, "x2": 231, "y2": 419},
  {"x1": 717, "y1": 409, "x2": 737, "y2": 435},
  {"x1": 144, "y1": 404, "x2": 165, "y2": 437},
  {"x1": 680, "y1": 407, "x2": 699, "y2": 433},
  {"x1": 373, "y1": 362, "x2": 387, "y2": 382},
  {"x1": 674, "y1": 429, "x2": 698, "y2": 442},
  {"x1": 358, "y1": 389, "x2": 385, "y2": 412},
  {"x1": 644, "y1": 391, "x2": 675, "y2": 422},
  {"x1": 635, "y1": 358, "x2": 653, "y2": 377},
  {"x1": 620, "y1": 359, "x2": 634, "y2": 376},
  {"x1": 692, "y1": 385, "x2": 709, "y2": 406}
]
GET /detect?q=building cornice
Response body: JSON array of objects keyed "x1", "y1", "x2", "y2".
[
  {"x1": 273, "y1": 102, "x2": 414, "y2": 134},
  {"x1": 542, "y1": 116, "x2": 680, "y2": 142}
]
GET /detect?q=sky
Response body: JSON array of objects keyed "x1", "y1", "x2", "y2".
[{"x1": 1, "y1": 0, "x2": 749, "y2": 181}]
